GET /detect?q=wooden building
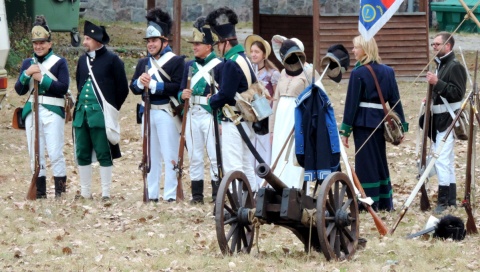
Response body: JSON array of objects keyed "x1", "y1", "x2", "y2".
[{"x1": 253, "y1": 0, "x2": 430, "y2": 79}]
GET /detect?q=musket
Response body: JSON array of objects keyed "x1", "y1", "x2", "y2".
[
  {"x1": 463, "y1": 50, "x2": 478, "y2": 234},
  {"x1": 390, "y1": 89, "x2": 475, "y2": 235},
  {"x1": 139, "y1": 65, "x2": 151, "y2": 203},
  {"x1": 418, "y1": 83, "x2": 433, "y2": 211},
  {"x1": 26, "y1": 79, "x2": 40, "y2": 200},
  {"x1": 210, "y1": 69, "x2": 224, "y2": 181},
  {"x1": 172, "y1": 66, "x2": 192, "y2": 202},
  {"x1": 349, "y1": 163, "x2": 388, "y2": 236}
]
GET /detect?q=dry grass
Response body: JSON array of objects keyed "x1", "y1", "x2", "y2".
[{"x1": 2, "y1": 22, "x2": 480, "y2": 271}]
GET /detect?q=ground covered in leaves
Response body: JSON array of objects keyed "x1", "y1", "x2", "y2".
[{"x1": 1, "y1": 22, "x2": 480, "y2": 271}]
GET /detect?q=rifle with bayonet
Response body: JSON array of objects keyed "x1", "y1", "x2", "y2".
[
  {"x1": 26, "y1": 79, "x2": 40, "y2": 200},
  {"x1": 418, "y1": 83, "x2": 433, "y2": 211},
  {"x1": 172, "y1": 66, "x2": 192, "y2": 202},
  {"x1": 139, "y1": 65, "x2": 151, "y2": 203},
  {"x1": 463, "y1": 50, "x2": 479, "y2": 234}
]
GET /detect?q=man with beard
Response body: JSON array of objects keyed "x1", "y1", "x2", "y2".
[
  {"x1": 73, "y1": 21, "x2": 129, "y2": 201},
  {"x1": 15, "y1": 15, "x2": 69, "y2": 198},
  {"x1": 426, "y1": 32, "x2": 467, "y2": 213},
  {"x1": 178, "y1": 16, "x2": 223, "y2": 204},
  {"x1": 130, "y1": 8, "x2": 185, "y2": 202}
]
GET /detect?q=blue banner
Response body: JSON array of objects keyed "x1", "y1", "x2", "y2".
[{"x1": 359, "y1": 0, "x2": 404, "y2": 41}]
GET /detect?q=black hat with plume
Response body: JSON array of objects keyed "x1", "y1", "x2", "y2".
[
  {"x1": 31, "y1": 15, "x2": 51, "y2": 42},
  {"x1": 205, "y1": 7, "x2": 238, "y2": 42},
  {"x1": 145, "y1": 8, "x2": 172, "y2": 40},
  {"x1": 187, "y1": 16, "x2": 217, "y2": 45}
]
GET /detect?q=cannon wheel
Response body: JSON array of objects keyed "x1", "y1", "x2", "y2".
[
  {"x1": 316, "y1": 172, "x2": 359, "y2": 261},
  {"x1": 215, "y1": 171, "x2": 255, "y2": 255}
]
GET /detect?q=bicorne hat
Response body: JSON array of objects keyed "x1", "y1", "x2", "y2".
[
  {"x1": 321, "y1": 44, "x2": 350, "y2": 83},
  {"x1": 187, "y1": 16, "x2": 217, "y2": 45},
  {"x1": 144, "y1": 8, "x2": 171, "y2": 40},
  {"x1": 31, "y1": 15, "x2": 51, "y2": 42},
  {"x1": 84, "y1": 20, "x2": 110, "y2": 44},
  {"x1": 206, "y1": 7, "x2": 238, "y2": 42}
]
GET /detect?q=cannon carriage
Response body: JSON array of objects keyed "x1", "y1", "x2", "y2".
[{"x1": 214, "y1": 162, "x2": 360, "y2": 261}]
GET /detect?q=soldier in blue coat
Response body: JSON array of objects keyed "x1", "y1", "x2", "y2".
[
  {"x1": 73, "y1": 21, "x2": 129, "y2": 200},
  {"x1": 130, "y1": 8, "x2": 185, "y2": 202},
  {"x1": 15, "y1": 16, "x2": 69, "y2": 198}
]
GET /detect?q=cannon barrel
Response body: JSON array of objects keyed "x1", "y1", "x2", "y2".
[{"x1": 255, "y1": 163, "x2": 288, "y2": 193}]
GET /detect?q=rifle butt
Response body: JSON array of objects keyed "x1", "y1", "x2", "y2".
[
  {"x1": 176, "y1": 180, "x2": 184, "y2": 202},
  {"x1": 419, "y1": 185, "x2": 430, "y2": 211},
  {"x1": 389, "y1": 207, "x2": 408, "y2": 235},
  {"x1": 464, "y1": 204, "x2": 478, "y2": 234},
  {"x1": 349, "y1": 164, "x2": 388, "y2": 236},
  {"x1": 366, "y1": 204, "x2": 388, "y2": 236},
  {"x1": 26, "y1": 176, "x2": 37, "y2": 200},
  {"x1": 143, "y1": 174, "x2": 149, "y2": 203}
]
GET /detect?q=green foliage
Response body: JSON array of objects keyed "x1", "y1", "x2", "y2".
[{"x1": 5, "y1": 5, "x2": 32, "y2": 76}]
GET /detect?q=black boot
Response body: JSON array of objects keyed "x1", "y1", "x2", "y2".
[
  {"x1": 36, "y1": 176, "x2": 47, "y2": 199},
  {"x1": 435, "y1": 185, "x2": 449, "y2": 214},
  {"x1": 190, "y1": 180, "x2": 204, "y2": 204},
  {"x1": 54, "y1": 176, "x2": 66, "y2": 198},
  {"x1": 211, "y1": 180, "x2": 220, "y2": 202},
  {"x1": 448, "y1": 183, "x2": 457, "y2": 207}
]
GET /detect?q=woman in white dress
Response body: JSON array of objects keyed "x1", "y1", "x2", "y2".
[
  {"x1": 269, "y1": 36, "x2": 318, "y2": 189},
  {"x1": 244, "y1": 35, "x2": 280, "y2": 190}
]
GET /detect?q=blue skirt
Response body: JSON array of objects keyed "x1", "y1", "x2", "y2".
[{"x1": 353, "y1": 126, "x2": 393, "y2": 211}]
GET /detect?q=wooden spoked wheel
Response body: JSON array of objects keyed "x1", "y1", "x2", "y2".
[
  {"x1": 316, "y1": 172, "x2": 359, "y2": 261},
  {"x1": 215, "y1": 171, "x2": 255, "y2": 255}
]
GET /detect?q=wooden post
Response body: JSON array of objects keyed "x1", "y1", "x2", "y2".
[
  {"x1": 172, "y1": 0, "x2": 181, "y2": 55},
  {"x1": 147, "y1": 0, "x2": 155, "y2": 10},
  {"x1": 253, "y1": 0, "x2": 259, "y2": 34}
]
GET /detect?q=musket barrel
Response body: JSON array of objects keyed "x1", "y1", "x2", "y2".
[{"x1": 255, "y1": 163, "x2": 287, "y2": 193}]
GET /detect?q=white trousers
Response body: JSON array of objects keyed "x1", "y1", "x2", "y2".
[
  {"x1": 142, "y1": 109, "x2": 180, "y2": 200},
  {"x1": 185, "y1": 105, "x2": 218, "y2": 181},
  {"x1": 221, "y1": 121, "x2": 257, "y2": 192},
  {"x1": 251, "y1": 133, "x2": 272, "y2": 190},
  {"x1": 433, "y1": 129, "x2": 456, "y2": 186},
  {"x1": 25, "y1": 105, "x2": 66, "y2": 177}
]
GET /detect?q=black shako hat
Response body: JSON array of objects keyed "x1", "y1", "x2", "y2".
[
  {"x1": 187, "y1": 16, "x2": 217, "y2": 45},
  {"x1": 84, "y1": 20, "x2": 110, "y2": 44},
  {"x1": 321, "y1": 44, "x2": 350, "y2": 83},
  {"x1": 145, "y1": 8, "x2": 172, "y2": 40},
  {"x1": 206, "y1": 7, "x2": 238, "y2": 42}
]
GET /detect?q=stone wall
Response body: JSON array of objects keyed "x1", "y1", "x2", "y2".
[{"x1": 85, "y1": 0, "x2": 424, "y2": 22}]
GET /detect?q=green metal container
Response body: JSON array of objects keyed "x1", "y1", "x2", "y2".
[
  {"x1": 6, "y1": 0, "x2": 80, "y2": 45},
  {"x1": 431, "y1": 0, "x2": 480, "y2": 33}
]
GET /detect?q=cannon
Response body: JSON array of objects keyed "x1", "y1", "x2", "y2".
[{"x1": 214, "y1": 162, "x2": 359, "y2": 261}]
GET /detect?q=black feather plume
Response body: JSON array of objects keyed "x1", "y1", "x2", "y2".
[
  {"x1": 205, "y1": 7, "x2": 238, "y2": 27},
  {"x1": 33, "y1": 15, "x2": 50, "y2": 32},
  {"x1": 193, "y1": 16, "x2": 206, "y2": 29},
  {"x1": 146, "y1": 8, "x2": 172, "y2": 31}
]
